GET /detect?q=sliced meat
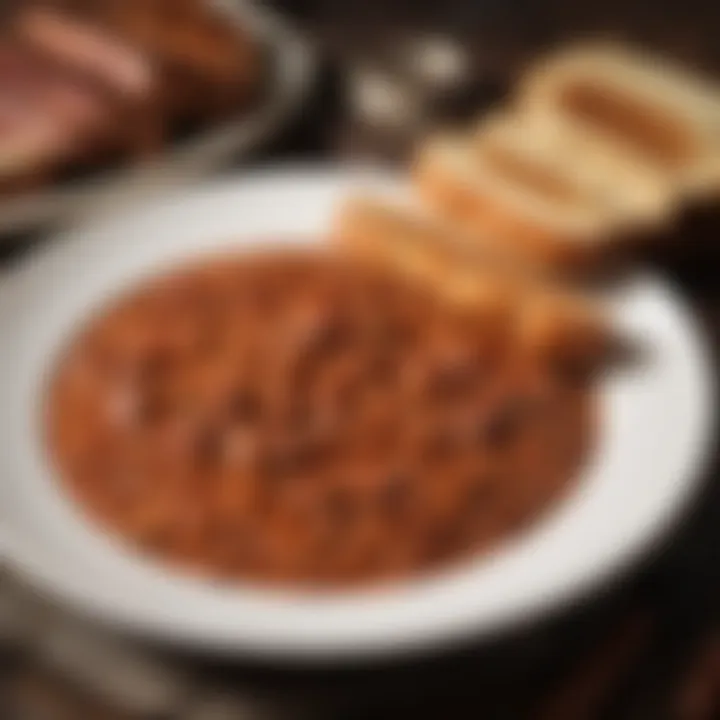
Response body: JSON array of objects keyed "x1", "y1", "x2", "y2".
[
  {"x1": 0, "y1": 43, "x2": 110, "y2": 175},
  {"x1": 16, "y1": 7, "x2": 155, "y2": 99}
]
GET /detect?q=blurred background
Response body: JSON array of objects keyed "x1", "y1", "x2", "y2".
[{"x1": 1, "y1": 0, "x2": 720, "y2": 718}]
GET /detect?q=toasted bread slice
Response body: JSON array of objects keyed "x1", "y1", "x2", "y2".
[
  {"x1": 332, "y1": 195, "x2": 621, "y2": 374},
  {"x1": 414, "y1": 130, "x2": 627, "y2": 273},
  {"x1": 516, "y1": 289, "x2": 623, "y2": 379},
  {"x1": 517, "y1": 42, "x2": 720, "y2": 199},
  {"x1": 333, "y1": 194, "x2": 527, "y2": 313},
  {"x1": 475, "y1": 111, "x2": 677, "y2": 231}
]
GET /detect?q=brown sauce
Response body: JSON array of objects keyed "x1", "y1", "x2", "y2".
[
  {"x1": 560, "y1": 80, "x2": 694, "y2": 169},
  {"x1": 45, "y1": 252, "x2": 595, "y2": 587}
]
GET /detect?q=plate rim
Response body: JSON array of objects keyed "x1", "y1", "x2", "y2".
[{"x1": 0, "y1": 167, "x2": 714, "y2": 660}]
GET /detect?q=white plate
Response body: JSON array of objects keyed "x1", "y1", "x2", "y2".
[
  {"x1": 0, "y1": 0, "x2": 315, "y2": 236},
  {"x1": 0, "y1": 168, "x2": 714, "y2": 660}
]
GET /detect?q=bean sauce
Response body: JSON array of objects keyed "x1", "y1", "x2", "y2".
[{"x1": 45, "y1": 251, "x2": 595, "y2": 587}]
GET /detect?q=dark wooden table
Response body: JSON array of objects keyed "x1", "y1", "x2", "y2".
[{"x1": 2, "y1": 4, "x2": 720, "y2": 718}]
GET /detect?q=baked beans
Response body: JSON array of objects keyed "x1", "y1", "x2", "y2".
[{"x1": 45, "y1": 251, "x2": 595, "y2": 586}]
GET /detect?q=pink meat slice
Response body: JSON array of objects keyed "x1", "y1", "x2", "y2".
[
  {"x1": 0, "y1": 45, "x2": 110, "y2": 175},
  {"x1": 16, "y1": 7, "x2": 154, "y2": 99}
]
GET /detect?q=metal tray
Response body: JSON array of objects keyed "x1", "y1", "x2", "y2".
[{"x1": 0, "y1": 0, "x2": 316, "y2": 236}]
